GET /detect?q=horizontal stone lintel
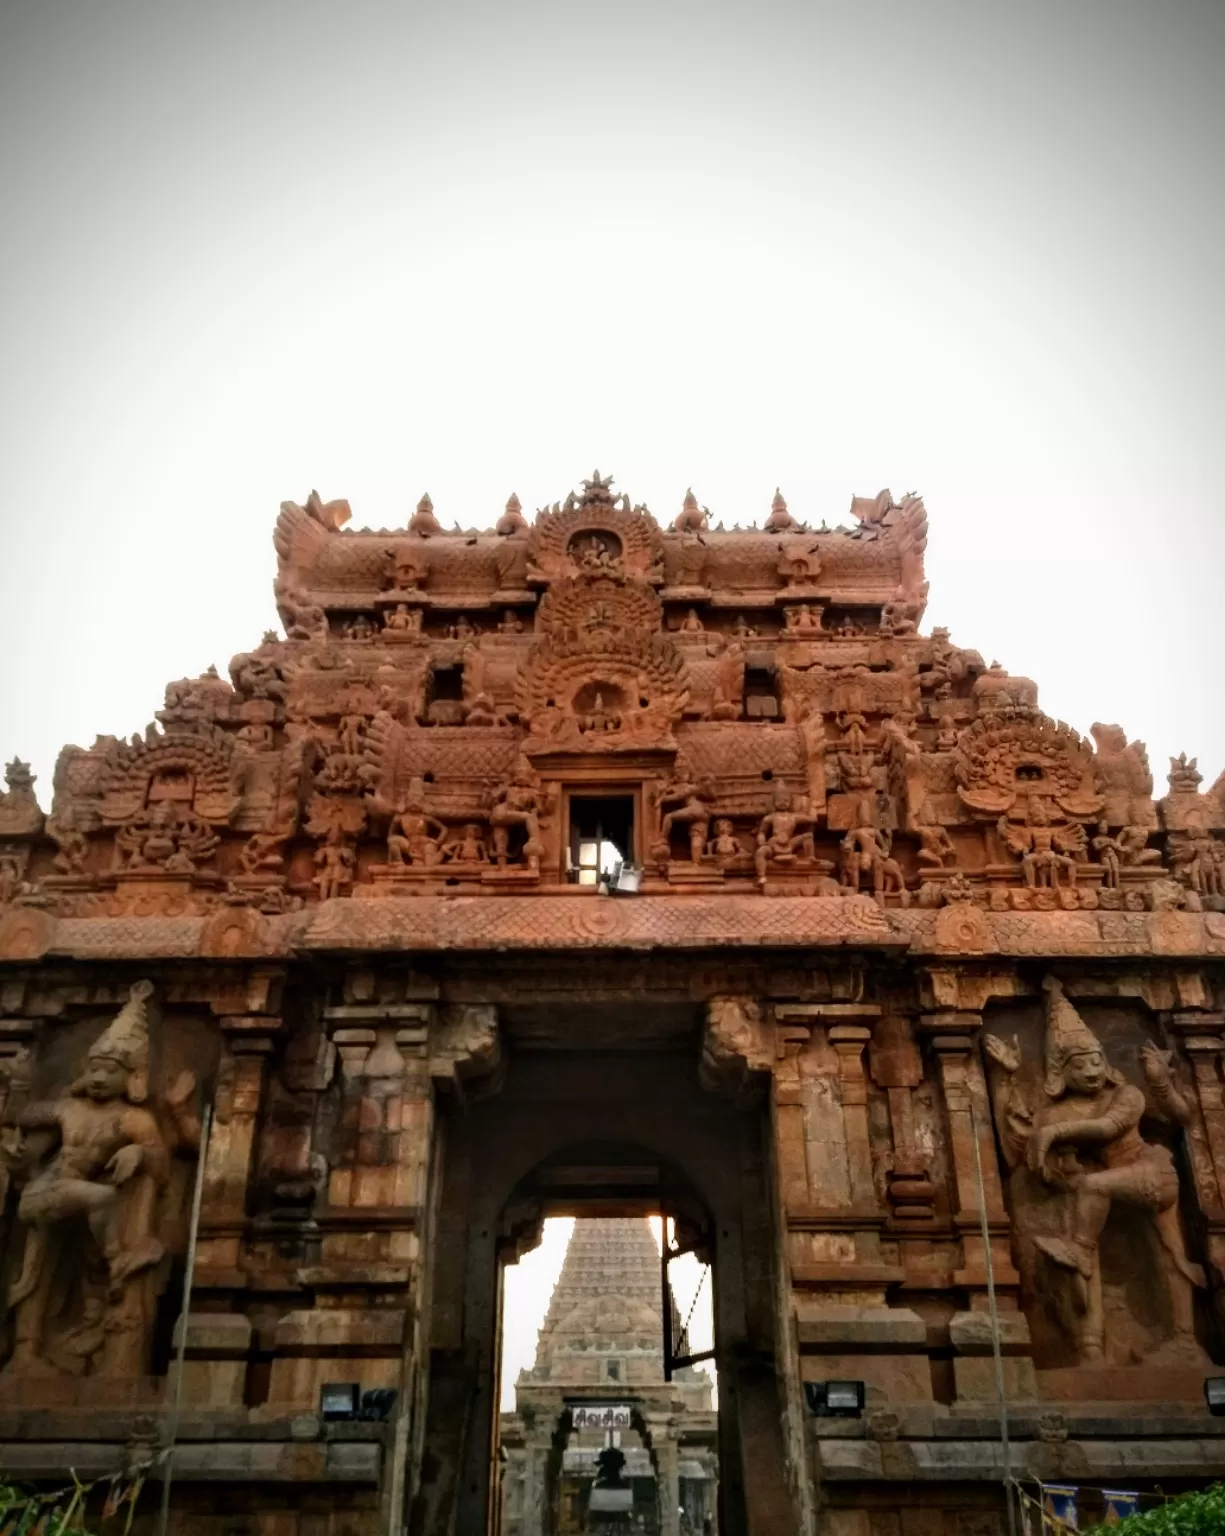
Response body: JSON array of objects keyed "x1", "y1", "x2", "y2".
[
  {"x1": 0, "y1": 1440, "x2": 381, "y2": 1483},
  {"x1": 14, "y1": 897, "x2": 1223, "y2": 964},
  {"x1": 817, "y1": 1436, "x2": 1225, "y2": 1481}
]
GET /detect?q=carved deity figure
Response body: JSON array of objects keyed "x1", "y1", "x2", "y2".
[
  {"x1": 997, "y1": 797, "x2": 1081, "y2": 890},
  {"x1": 1169, "y1": 832, "x2": 1225, "y2": 899},
  {"x1": 754, "y1": 783, "x2": 815, "y2": 886},
  {"x1": 385, "y1": 603, "x2": 422, "y2": 634},
  {"x1": 1091, "y1": 822, "x2": 1125, "y2": 889},
  {"x1": 5, "y1": 983, "x2": 199, "y2": 1378},
  {"x1": 46, "y1": 805, "x2": 89, "y2": 877},
  {"x1": 731, "y1": 614, "x2": 758, "y2": 640},
  {"x1": 387, "y1": 786, "x2": 446, "y2": 868},
  {"x1": 985, "y1": 979, "x2": 1205, "y2": 1366},
  {"x1": 114, "y1": 801, "x2": 218, "y2": 875},
  {"x1": 336, "y1": 712, "x2": 368, "y2": 758},
  {"x1": 784, "y1": 605, "x2": 822, "y2": 635},
  {"x1": 916, "y1": 825, "x2": 956, "y2": 869},
  {"x1": 575, "y1": 534, "x2": 619, "y2": 572},
  {"x1": 498, "y1": 609, "x2": 524, "y2": 634},
  {"x1": 443, "y1": 824, "x2": 487, "y2": 865},
  {"x1": 706, "y1": 818, "x2": 742, "y2": 866},
  {"x1": 680, "y1": 608, "x2": 705, "y2": 633},
  {"x1": 345, "y1": 614, "x2": 375, "y2": 641},
  {"x1": 0, "y1": 851, "x2": 27, "y2": 905},
  {"x1": 313, "y1": 833, "x2": 355, "y2": 899},
  {"x1": 489, "y1": 762, "x2": 544, "y2": 874},
  {"x1": 710, "y1": 640, "x2": 744, "y2": 722},
  {"x1": 839, "y1": 824, "x2": 910, "y2": 906},
  {"x1": 654, "y1": 762, "x2": 712, "y2": 864}
]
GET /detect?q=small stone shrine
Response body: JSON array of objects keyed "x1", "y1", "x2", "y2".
[{"x1": 0, "y1": 473, "x2": 1224, "y2": 1533}]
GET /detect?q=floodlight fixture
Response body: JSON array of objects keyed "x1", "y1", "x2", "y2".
[
  {"x1": 803, "y1": 1379, "x2": 866, "y2": 1417},
  {"x1": 320, "y1": 1382, "x2": 361, "y2": 1421}
]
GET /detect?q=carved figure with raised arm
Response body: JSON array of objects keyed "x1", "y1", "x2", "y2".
[
  {"x1": 984, "y1": 978, "x2": 1205, "y2": 1366},
  {"x1": 654, "y1": 758, "x2": 712, "y2": 864},
  {"x1": 5, "y1": 983, "x2": 194, "y2": 1377}
]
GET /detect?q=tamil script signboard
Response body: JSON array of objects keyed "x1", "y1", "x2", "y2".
[{"x1": 570, "y1": 1404, "x2": 632, "y2": 1430}]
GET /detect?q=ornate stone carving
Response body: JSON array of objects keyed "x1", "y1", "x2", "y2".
[
  {"x1": 755, "y1": 783, "x2": 817, "y2": 887},
  {"x1": 985, "y1": 979, "x2": 1205, "y2": 1367},
  {"x1": 526, "y1": 473, "x2": 663, "y2": 584},
  {"x1": 699, "y1": 996, "x2": 773, "y2": 1098},
  {"x1": 5, "y1": 983, "x2": 201, "y2": 1377},
  {"x1": 954, "y1": 709, "x2": 1102, "y2": 821},
  {"x1": 0, "y1": 760, "x2": 43, "y2": 839},
  {"x1": 488, "y1": 758, "x2": 548, "y2": 875},
  {"x1": 996, "y1": 796, "x2": 1084, "y2": 891},
  {"x1": 651, "y1": 758, "x2": 713, "y2": 865}
]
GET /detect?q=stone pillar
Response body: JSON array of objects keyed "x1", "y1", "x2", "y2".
[
  {"x1": 189, "y1": 1010, "x2": 282, "y2": 1408},
  {"x1": 774, "y1": 1002, "x2": 932, "y2": 1409},
  {"x1": 647, "y1": 1420, "x2": 681, "y2": 1536},
  {"x1": 1168, "y1": 1011, "x2": 1225, "y2": 1210},
  {"x1": 1166, "y1": 1011, "x2": 1225, "y2": 1310},
  {"x1": 919, "y1": 1011, "x2": 1017, "y2": 1295},
  {"x1": 921, "y1": 1010, "x2": 1034, "y2": 1403},
  {"x1": 269, "y1": 1003, "x2": 433, "y2": 1411},
  {"x1": 518, "y1": 1434, "x2": 548, "y2": 1536},
  {"x1": 197, "y1": 1014, "x2": 279, "y2": 1277}
]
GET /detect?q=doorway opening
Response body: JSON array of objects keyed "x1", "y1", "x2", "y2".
[
  {"x1": 566, "y1": 795, "x2": 636, "y2": 886},
  {"x1": 494, "y1": 1152, "x2": 719, "y2": 1536}
]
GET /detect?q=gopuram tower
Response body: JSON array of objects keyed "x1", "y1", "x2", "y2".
[
  {"x1": 0, "y1": 472, "x2": 1222, "y2": 1533},
  {"x1": 500, "y1": 1218, "x2": 717, "y2": 1535}
]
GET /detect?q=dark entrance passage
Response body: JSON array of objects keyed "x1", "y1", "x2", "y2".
[{"x1": 409, "y1": 1006, "x2": 797, "y2": 1536}]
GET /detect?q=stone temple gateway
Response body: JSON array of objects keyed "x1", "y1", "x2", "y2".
[{"x1": 0, "y1": 473, "x2": 1223, "y2": 1534}]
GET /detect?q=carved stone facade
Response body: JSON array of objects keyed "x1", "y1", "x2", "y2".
[{"x1": 0, "y1": 474, "x2": 1223, "y2": 1533}]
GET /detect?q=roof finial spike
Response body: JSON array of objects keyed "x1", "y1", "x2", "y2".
[
  {"x1": 673, "y1": 486, "x2": 709, "y2": 533},
  {"x1": 765, "y1": 486, "x2": 799, "y2": 533},
  {"x1": 496, "y1": 491, "x2": 528, "y2": 536},
  {"x1": 409, "y1": 491, "x2": 442, "y2": 537}
]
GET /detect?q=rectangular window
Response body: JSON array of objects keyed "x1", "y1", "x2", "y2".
[{"x1": 744, "y1": 667, "x2": 778, "y2": 719}]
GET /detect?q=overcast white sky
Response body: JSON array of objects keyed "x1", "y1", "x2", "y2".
[{"x1": 2, "y1": 0, "x2": 1223, "y2": 1383}]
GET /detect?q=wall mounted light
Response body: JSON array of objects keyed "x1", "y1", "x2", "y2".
[
  {"x1": 1204, "y1": 1378, "x2": 1225, "y2": 1416},
  {"x1": 319, "y1": 1384, "x2": 399, "y2": 1422},
  {"x1": 803, "y1": 1380, "x2": 866, "y2": 1418},
  {"x1": 320, "y1": 1383, "x2": 361, "y2": 1421}
]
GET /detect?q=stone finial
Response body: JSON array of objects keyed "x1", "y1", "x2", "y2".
[
  {"x1": 496, "y1": 493, "x2": 528, "y2": 536},
  {"x1": 409, "y1": 493, "x2": 442, "y2": 537},
  {"x1": 673, "y1": 488, "x2": 708, "y2": 534},
  {"x1": 765, "y1": 488, "x2": 798, "y2": 532},
  {"x1": 1168, "y1": 753, "x2": 1203, "y2": 794},
  {"x1": 4, "y1": 759, "x2": 34, "y2": 793}
]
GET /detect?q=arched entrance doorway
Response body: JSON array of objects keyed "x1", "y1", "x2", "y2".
[
  {"x1": 408, "y1": 1015, "x2": 798, "y2": 1536},
  {"x1": 496, "y1": 1150, "x2": 718, "y2": 1536}
]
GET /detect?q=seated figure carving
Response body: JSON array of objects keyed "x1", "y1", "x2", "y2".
[{"x1": 755, "y1": 783, "x2": 815, "y2": 886}]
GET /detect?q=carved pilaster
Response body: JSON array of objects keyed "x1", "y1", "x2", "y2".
[
  {"x1": 920, "y1": 1010, "x2": 1020, "y2": 1296},
  {"x1": 196, "y1": 1014, "x2": 281, "y2": 1279}
]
